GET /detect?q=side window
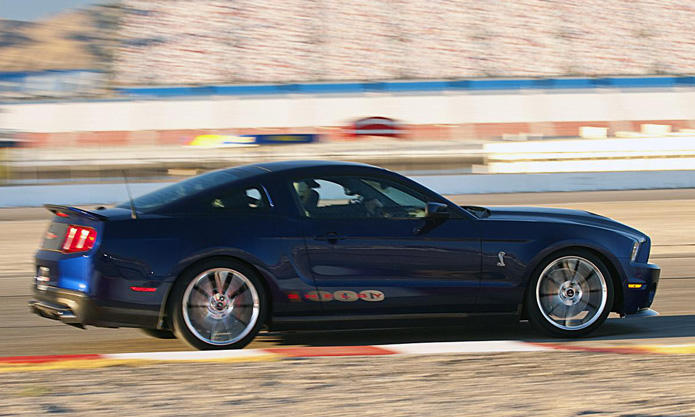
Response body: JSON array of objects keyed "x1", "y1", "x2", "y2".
[
  {"x1": 291, "y1": 176, "x2": 427, "y2": 219},
  {"x1": 211, "y1": 186, "x2": 269, "y2": 213},
  {"x1": 362, "y1": 179, "x2": 426, "y2": 213}
]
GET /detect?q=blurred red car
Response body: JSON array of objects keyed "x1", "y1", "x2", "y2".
[{"x1": 349, "y1": 116, "x2": 403, "y2": 138}]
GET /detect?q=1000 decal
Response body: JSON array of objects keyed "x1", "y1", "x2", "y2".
[{"x1": 287, "y1": 290, "x2": 385, "y2": 302}]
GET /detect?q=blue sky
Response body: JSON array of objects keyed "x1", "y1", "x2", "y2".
[{"x1": 0, "y1": 0, "x2": 109, "y2": 21}]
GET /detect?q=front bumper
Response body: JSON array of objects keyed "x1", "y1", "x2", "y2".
[
  {"x1": 622, "y1": 262, "x2": 661, "y2": 315},
  {"x1": 624, "y1": 308, "x2": 659, "y2": 318}
]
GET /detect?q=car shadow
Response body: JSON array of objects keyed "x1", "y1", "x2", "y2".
[{"x1": 259, "y1": 314, "x2": 695, "y2": 347}]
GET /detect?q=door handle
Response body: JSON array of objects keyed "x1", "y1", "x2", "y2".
[{"x1": 314, "y1": 232, "x2": 347, "y2": 242}]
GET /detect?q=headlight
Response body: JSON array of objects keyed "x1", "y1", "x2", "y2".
[{"x1": 631, "y1": 240, "x2": 642, "y2": 261}]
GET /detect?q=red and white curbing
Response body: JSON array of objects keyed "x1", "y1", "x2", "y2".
[
  {"x1": 0, "y1": 340, "x2": 692, "y2": 372},
  {"x1": 378, "y1": 341, "x2": 549, "y2": 355},
  {"x1": 107, "y1": 341, "x2": 549, "y2": 362}
]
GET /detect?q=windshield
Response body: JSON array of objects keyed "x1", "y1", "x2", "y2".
[{"x1": 118, "y1": 170, "x2": 238, "y2": 212}]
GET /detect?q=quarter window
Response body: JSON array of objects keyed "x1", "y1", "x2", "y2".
[{"x1": 211, "y1": 187, "x2": 269, "y2": 212}]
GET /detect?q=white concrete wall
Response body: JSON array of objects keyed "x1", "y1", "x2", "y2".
[
  {"x1": 3, "y1": 89, "x2": 695, "y2": 133},
  {"x1": 484, "y1": 136, "x2": 695, "y2": 173}
]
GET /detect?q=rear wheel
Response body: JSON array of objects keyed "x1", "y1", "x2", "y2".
[
  {"x1": 527, "y1": 250, "x2": 613, "y2": 337},
  {"x1": 170, "y1": 259, "x2": 267, "y2": 350}
]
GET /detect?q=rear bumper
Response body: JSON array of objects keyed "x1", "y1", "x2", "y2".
[
  {"x1": 29, "y1": 285, "x2": 98, "y2": 327},
  {"x1": 30, "y1": 284, "x2": 159, "y2": 329},
  {"x1": 29, "y1": 299, "x2": 82, "y2": 327}
]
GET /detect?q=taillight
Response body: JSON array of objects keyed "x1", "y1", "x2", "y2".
[{"x1": 62, "y1": 225, "x2": 97, "y2": 253}]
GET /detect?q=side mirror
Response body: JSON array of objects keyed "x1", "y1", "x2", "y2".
[{"x1": 426, "y1": 202, "x2": 449, "y2": 220}]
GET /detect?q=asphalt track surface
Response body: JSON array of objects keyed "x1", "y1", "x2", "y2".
[{"x1": 1, "y1": 189, "x2": 694, "y2": 356}]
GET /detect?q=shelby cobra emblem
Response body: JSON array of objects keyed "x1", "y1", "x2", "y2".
[{"x1": 497, "y1": 251, "x2": 506, "y2": 267}]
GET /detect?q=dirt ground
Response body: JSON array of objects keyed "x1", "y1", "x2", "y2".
[{"x1": 2, "y1": 352, "x2": 695, "y2": 416}]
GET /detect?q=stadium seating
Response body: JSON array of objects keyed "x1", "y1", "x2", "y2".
[{"x1": 114, "y1": 0, "x2": 695, "y2": 85}]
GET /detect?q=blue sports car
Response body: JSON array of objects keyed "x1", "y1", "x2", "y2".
[{"x1": 30, "y1": 161, "x2": 660, "y2": 350}]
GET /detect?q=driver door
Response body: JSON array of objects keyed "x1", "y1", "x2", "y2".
[{"x1": 292, "y1": 174, "x2": 481, "y2": 316}]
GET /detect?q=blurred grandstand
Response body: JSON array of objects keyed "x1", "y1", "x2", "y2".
[
  {"x1": 2, "y1": 0, "x2": 695, "y2": 94},
  {"x1": 115, "y1": 0, "x2": 695, "y2": 85},
  {"x1": 2, "y1": 0, "x2": 695, "y2": 188}
]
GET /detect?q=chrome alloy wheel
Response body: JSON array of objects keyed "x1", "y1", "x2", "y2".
[
  {"x1": 535, "y1": 256, "x2": 608, "y2": 331},
  {"x1": 182, "y1": 268, "x2": 260, "y2": 346}
]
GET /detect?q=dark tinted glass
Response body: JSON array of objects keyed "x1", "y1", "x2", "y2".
[
  {"x1": 119, "y1": 171, "x2": 238, "y2": 212},
  {"x1": 292, "y1": 176, "x2": 427, "y2": 219},
  {"x1": 210, "y1": 187, "x2": 269, "y2": 213}
]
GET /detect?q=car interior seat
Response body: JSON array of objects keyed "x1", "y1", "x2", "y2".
[{"x1": 302, "y1": 188, "x2": 320, "y2": 214}]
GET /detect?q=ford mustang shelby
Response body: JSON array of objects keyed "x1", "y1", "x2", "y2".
[{"x1": 30, "y1": 161, "x2": 660, "y2": 349}]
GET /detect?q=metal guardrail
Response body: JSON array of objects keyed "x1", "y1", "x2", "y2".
[
  {"x1": 0, "y1": 140, "x2": 487, "y2": 185},
  {"x1": 116, "y1": 76, "x2": 695, "y2": 98},
  {"x1": 2, "y1": 75, "x2": 694, "y2": 102},
  {"x1": 4, "y1": 170, "x2": 695, "y2": 208}
]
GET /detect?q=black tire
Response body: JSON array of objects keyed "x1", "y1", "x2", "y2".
[
  {"x1": 139, "y1": 328, "x2": 177, "y2": 339},
  {"x1": 526, "y1": 249, "x2": 614, "y2": 338},
  {"x1": 169, "y1": 259, "x2": 267, "y2": 350}
]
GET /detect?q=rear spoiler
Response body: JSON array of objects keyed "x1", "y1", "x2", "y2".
[{"x1": 44, "y1": 204, "x2": 109, "y2": 221}]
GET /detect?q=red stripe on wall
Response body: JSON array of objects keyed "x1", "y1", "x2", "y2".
[{"x1": 16, "y1": 120, "x2": 695, "y2": 148}]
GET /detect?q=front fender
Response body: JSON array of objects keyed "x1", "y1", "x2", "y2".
[
  {"x1": 479, "y1": 218, "x2": 637, "y2": 312},
  {"x1": 519, "y1": 239, "x2": 632, "y2": 316},
  {"x1": 522, "y1": 239, "x2": 628, "y2": 287}
]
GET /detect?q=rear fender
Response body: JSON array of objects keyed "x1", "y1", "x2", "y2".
[{"x1": 158, "y1": 249, "x2": 280, "y2": 330}]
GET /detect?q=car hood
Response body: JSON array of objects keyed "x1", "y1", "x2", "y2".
[{"x1": 479, "y1": 206, "x2": 646, "y2": 241}]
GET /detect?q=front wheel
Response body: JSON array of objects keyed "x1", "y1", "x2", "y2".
[
  {"x1": 139, "y1": 328, "x2": 176, "y2": 339},
  {"x1": 527, "y1": 250, "x2": 614, "y2": 338},
  {"x1": 170, "y1": 259, "x2": 267, "y2": 350}
]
